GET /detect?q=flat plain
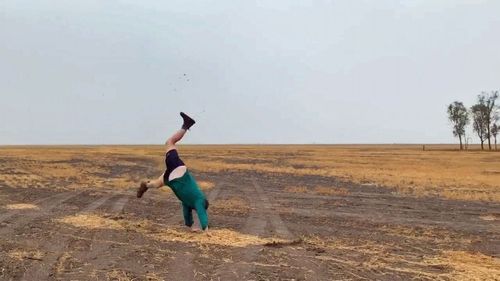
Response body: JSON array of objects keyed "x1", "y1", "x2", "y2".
[{"x1": 0, "y1": 145, "x2": 499, "y2": 280}]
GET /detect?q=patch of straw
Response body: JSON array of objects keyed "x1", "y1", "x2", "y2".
[
  {"x1": 285, "y1": 186, "x2": 349, "y2": 196},
  {"x1": 479, "y1": 214, "x2": 499, "y2": 221},
  {"x1": 55, "y1": 252, "x2": 72, "y2": 274},
  {"x1": 4, "y1": 203, "x2": 39, "y2": 210},
  {"x1": 8, "y1": 249, "x2": 44, "y2": 261},
  {"x1": 55, "y1": 214, "x2": 124, "y2": 230},
  {"x1": 145, "y1": 272, "x2": 164, "y2": 281},
  {"x1": 55, "y1": 214, "x2": 286, "y2": 248},
  {"x1": 313, "y1": 186, "x2": 349, "y2": 196},
  {"x1": 106, "y1": 269, "x2": 133, "y2": 281},
  {"x1": 285, "y1": 186, "x2": 308, "y2": 193},
  {"x1": 426, "y1": 251, "x2": 500, "y2": 281},
  {"x1": 151, "y1": 227, "x2": 286, "y2": 248},
  {"x1": 198, "y1": 180, "x2": 215, "y2": 190},
  {"x1": 212, "y1": 197, "x2": 250, "y2": 213}
]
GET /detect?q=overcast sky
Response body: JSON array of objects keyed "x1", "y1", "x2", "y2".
[{"x1": 1, "y1": 0, "x2": 499, "y2": 144}]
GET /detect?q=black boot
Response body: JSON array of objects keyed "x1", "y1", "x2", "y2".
[
  {"x1": 180, "y1": 112, "x2": 196, "y2": 130},
  {"x1": 137, "y1": 181, "x2": 148, "y2": 198}
]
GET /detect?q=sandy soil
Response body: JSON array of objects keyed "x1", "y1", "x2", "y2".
[{"x1": 0, "y1": 146, "x2": 499, "y2": 281}]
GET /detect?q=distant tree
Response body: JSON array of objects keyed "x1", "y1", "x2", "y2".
[
  {"x1": 476, "y1": 91, "x2": 499, "y2": 150},
  {"x1": 492, "y1": 123, "x2": 499, "y2": 150},
  {"x1": 447, "y1": 101, "x2": 469, "y2": 150},
  {"x1": 471, "y1": 103, "x2": 488, "y2": 150},
  {"x1": 492, "y1": 102, "x2": 499, "y2": 151}
]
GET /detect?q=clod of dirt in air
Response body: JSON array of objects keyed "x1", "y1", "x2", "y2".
[{"x1": 4, "y1": 203, "x2": 39, "y2": 210}]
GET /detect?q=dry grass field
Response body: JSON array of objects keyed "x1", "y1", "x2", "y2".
[
  {"x1": 183, "y1": 144, "x2": 500, "y2": 202},
  {"x1": 0, "y1": 145, "x2": 499, "y2": 280}
]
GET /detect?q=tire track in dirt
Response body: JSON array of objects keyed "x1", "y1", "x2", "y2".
[
  {"x1": 275, "y1": 189, "x2": 500, "y2": 280},
  {"x1": 20, "y1": 195, "x2": 113, "y2": 280},
  {"x1": 0, "y1": 192, "x2": 60, "y2": 223},
  {"x1": 51, "y1": 194, "x2": 145, "y2": 280},
  {"x1": 251, "y1": 178, "x2": 332, "y2": 281},
  {"x1": 207, "y1": 179, "x2": 224, "y2": 202},
  {"x1": 110, "y1": 195, "x2": 129, "y2": 213},
  {"x1": 164, "y1": 179, "x2": 226, "y2": 280},
  {"x1": 213, "y1": 179, "x2": 269, "y2": 280},
  {"x1": 252, "y1": 178, "x2": 295, "y2": 240},
  {"x1": 0, "y1": 191, "x2": 74, "y2": 222},
  {"x1": 270, "y1": 189, "x2": 498, "y2": 219},
  {"x1": 272, "y1": 187, "x2": 495, "y2": 280},
  {"x1": 286, "y1": 208, "x2": 498, "y2": 233},
  {"x1": 59, "y1": 180, "x2": 216, "y2": 280},
  {"x1": 213, "y1": 178, "x2": 322, "y2": 280},
  {"x1": 273, "y1": 188, "x2": 499, "y2": 236},
  {"x1": 0, "y1": 191, "x2": 83, "y2": 233}
]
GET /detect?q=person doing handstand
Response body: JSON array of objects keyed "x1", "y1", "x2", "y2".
[{"x1": 136, "y1": 112, "x2": 209, "y2": 232}]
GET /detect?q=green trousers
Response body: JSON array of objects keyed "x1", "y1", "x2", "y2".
[{"x1": 167, "y1": 171, "x2": 208, "y2": 230}]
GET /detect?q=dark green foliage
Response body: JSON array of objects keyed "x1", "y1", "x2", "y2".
[{"x1": 447, "y1": 101, "x2": 469, "y2": 150}]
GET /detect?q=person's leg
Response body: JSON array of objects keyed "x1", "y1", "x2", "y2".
[
  {"x1": 165, "y1": 129, "x2": 187, "y2": 152},
  {"x1": 182, "y1": 203, "x2": 194, "y2": 228},
  {"x1": 194, "y1": 200, "x2": 209, "y2": 231},
  {"x1": 164, "y1": 112, "x2": 196, "y2": 152}
]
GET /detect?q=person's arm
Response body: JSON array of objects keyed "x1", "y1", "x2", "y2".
[
  {"x1": 182, "y1": 203, "x2": 194, "y2": 227},
  {"x1": 194, "y1": 201, "x2": 209, "y2": 231}
]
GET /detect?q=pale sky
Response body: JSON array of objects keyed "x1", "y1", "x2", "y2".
[{"x1": 1, "y1": 0, "x2": 499, "y2": 144}]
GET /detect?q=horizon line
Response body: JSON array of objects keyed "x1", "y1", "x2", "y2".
[{"x1": 0, "y1": 143, "x2": 477, "y2": 146}]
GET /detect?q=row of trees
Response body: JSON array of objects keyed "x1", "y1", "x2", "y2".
[{"x1": 447, "y1": 91, "x2": 499, "y2": 150}]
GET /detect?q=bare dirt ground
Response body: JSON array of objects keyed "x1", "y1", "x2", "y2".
[{"x1": 0, "y1": 145, "x2": 499, "y2": 281}]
